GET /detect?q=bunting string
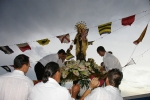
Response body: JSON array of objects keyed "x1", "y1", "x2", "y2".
[
  {"x1": 134, "y1": 47, "x2": 150, "y2": 63},
  {"x1": 1, "y1": 46, "x2": 150, "y2": 71},
  {"x1": 1, "y1": 8, "x2": 150, "y2": 72},
  {"x1": 122, "y1": 45, "x2": 138, "y2": 69},
  {"x1": 91, "y1": 8, "x2": 150, "y2": 28},
  {"x1": 123, "y1": 20, "x2": 150, "y2": 69},
  {"x1": 94, "y1": 12, "x2": 150, "y2": 42},
  {"x1": 0, "y1": 8, "x2": 149, "y2": 48}
]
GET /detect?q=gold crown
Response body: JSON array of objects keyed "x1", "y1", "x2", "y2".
[{"x1": 75, "y1": 21, "x2": 87, "y2": 30}]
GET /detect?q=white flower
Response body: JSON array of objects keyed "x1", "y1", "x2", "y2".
[
  {"x1": 88, "y1": 67, "x2": 95, "y2": 73},
  {"x1": 81, "y1": 71, "x2": 90, "y2": 76},
  {"x1": 65, "y1": 67, "x2": 70, "y2": 70},
  {"x1": 62, "y1": 71, "x2": 69, "y2": 78},
  {"x1": 78, "y1": 64, "x2": 86, "y2": 71},
  {"x1": 85, "y1": 62, "x2": 90, "y2": 66},
  {"x1": 73, "y1": 60, "x2": 80, "y2": 66},
  {"x1": 73, "y1": 70, "x2": 79, "y2": 76},
  {"x1": 67, "y1": 64, "x2": 73, "y2": 68}
]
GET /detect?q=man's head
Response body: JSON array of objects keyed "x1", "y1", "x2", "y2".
[
  {"x1": 106, "y1": 68, "x2": 123, "y2": 88},
  {"x1": 57, "y1": 49, "x2": 66, "y2": 59},
  {"x1": 97, "y1": 46, "x2": 106, "y2": 56},
  {"x1": 42, "y1": 62, "x2": 61, "y2": 83},
  {"x1": 61, "y1": 53, "x2": 67, "y2": 62},
  {"x1": 14, "y1": 54, "x2": 30, "y2": 74}
]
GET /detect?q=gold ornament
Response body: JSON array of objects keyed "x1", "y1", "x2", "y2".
[{"x1": 75, "y1": 21, "x2": 87, "y2": 30}]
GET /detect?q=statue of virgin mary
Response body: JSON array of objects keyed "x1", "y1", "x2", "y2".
[{"x1": 74, "y1": 21, "x2": 89, "y2": 61}]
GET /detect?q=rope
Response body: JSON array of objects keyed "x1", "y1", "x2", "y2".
[{"x1": 1, "y1": 9, "x2": 150, "y2": 47}]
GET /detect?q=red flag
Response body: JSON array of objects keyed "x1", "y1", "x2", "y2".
[
  {"x1": 133, "y1": 25, "x2": 148, "y2": 45},
  {"x1": 17, "y1": 43, "x2": 31, "y2": 52},
  {"x1": 122, "y1": 15, "x2": 135, "y2": 26},
  {"x1": 57, "y1": 34, "x2": 70, "y2": 43},
  {"x1": 10, "y1": 65, "x2": 14, "y2": 67}
]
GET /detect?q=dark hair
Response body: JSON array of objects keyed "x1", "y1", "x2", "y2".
[
  {"x1": 97, "y1": 46, "x2": 106, "y2": 52},
  {"x1": 42, "y1": 62, "x2": 60, "y2": 83},
  {"x1": 108, "y1": 51, "x2": 113, "y2": 54},
  {"x1": 14, "y1": 54, "x2": 29, "y2": 69},
  {"x1": 57, "y1": 49, "x2": 66, "y2": 55},
  {"x1": 107, "y1": 68, "x2": 123, "y2": 88}
]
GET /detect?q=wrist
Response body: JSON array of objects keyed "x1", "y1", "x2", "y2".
[{"x1": 88, "y1": 87, "x2": 93, "y2": 91}]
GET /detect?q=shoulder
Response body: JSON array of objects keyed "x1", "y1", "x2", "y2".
[
  {"x1": 105, "y1": 53, "x2": 116, "y2": 60},
  {"x1": 84, "y1": 87, "x2": 106, "y2": 100},
  {"x1": 14, "y1": 74, "x2": 34, "y2": 86},
  {"x1": 0, "y1": 72, "x2": 33, "y2": 86},
  {"x1": 42, "y1": 54, "x2": 54, "y2": 58},
  {"x1": 55, "y1": 86, "x2": 72, "y2": 99},
  {"x1": 56, "y1": 86, "x2": 69, "y2": 93},
  {"x1": 0, "y1": 73, "x2": 11, "y2": 80},
  {"x1": 91, "y1": 87, "x2": 111, "y2": 96},
  {"x1": 93, "y1": 87, "x2": 107, "y2": 92},
  {"x1": 0, "y1": 72, "x2": 11, "y2": 77},
  {"x1": 24, "y1": 76, "x2": 34, "y2": 85},
  {"x1": 53, "y1": 54, "x2": 58, "y2": 58},
  {"x1": 46, "y1": 53, "x2": 58, "y2": 59}
]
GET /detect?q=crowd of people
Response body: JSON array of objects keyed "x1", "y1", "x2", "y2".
[{"x1": 0, "y1": 46, "x2": 123, "y2": 100}]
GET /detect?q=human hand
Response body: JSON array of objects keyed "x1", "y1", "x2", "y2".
[{"x1": 89, "y1": 78, "x2": 100, "y2": 89}]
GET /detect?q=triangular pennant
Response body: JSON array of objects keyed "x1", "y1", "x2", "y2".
[
  {"x1": 57, "y1": 34, "x2": 70, "y2": 43},
  {"x1": 1, "y1": 66, "x2": 11, "y2": 72},
  {"x1": 88, "y1": 41, "x2": 94, "y2": 45},
  {"x1": 124, "y1": 58, "x2": 136, "y2": 67},
  {"x1": 122, "y1": 15, "x2": 135, "y2": 26},
  {"x1": 98, "y1": 22, "x2": 112, "y2": 35},
  {"x1": 17, "y1": 43, "x2": 31, "y2": 52},
  {"x1": 0, "y1": 46, "x2": 14, "y2": 54},
  {"x1": 36, "y1": 38, "x2": 50, "y2": 46},
  {"x1": 133, "y1": 24, "x2": 148, "y2": 45},
  {"x1": 66, "y1": 52, "x2": 74, "y2": 60}
]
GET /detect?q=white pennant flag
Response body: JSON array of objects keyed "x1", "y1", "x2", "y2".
[
  {"x1": 124, "y1": 58, "x2": 136, "y2": 67},
  {"x1": 57, "y1": 34, "x2": 70, "y2": 43}
]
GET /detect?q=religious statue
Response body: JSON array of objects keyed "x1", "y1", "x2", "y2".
[{"x1": 73, "y1": 21, "x2": 89, "y2": 61}]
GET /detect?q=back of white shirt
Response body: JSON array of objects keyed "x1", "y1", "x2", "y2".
[
  {"x1": 85, "y1": 86, "x2": 123, "y2": 100},
  {"x1": 39, "y1": 53, "x2": 63, "y2": 67},
  {"x1": 0, "y1": 70, "x2": 33, "y2": 100},
  {"x1": 103, "y1": 52, "x2": 122, "y2": 71},
  {"x1": 28, "y1": 78, "x2": 73, "y2": 100}
]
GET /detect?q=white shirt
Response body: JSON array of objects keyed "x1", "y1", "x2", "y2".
[
  {"x1": 103, "y1": 52, "x2": 122, "y2": 71},
  {"x1": 39, "y1": 53, "x2": 63, "y2": 67},
  {"x1": 28, "y1": 78, "x2": 74, "y2": 100},
  {"x1": 85, "y1": 86, "x2": 123, "y2": 100},
  {"x1": 57, "y1": 59, "x2": 65, "y2": 67},
  {"x1": 0, "y1": 70, "x2": 34, "y2": 100}
]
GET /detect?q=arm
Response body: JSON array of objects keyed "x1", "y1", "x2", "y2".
[
  {"x1": 80, "y1": 88, "x2": 91, "y2": 100},
  {"x1": 80, "y1": 78, "x2": 99, "y2": 100},
  {"x1": 103, "y1": 57, "x2": 113, "y2": 71}
]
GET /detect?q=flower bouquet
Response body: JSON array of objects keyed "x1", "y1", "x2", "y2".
[{"x1": 61, "y1": 58, "x2": 107, "y2": 88}]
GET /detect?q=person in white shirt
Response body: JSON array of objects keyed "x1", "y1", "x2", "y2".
[
  {"x1": 0, "y1": 54, "x2": 33, "y2": 100},
  {"x1": 97, "y1": 46, "x2": 122, "y2": 72},
  {"x1": 34, "y1": 49, "x2": 66, "y2": 80},
  {"x1": 28, "y1": 62, "x2": 74, "y2": 100},
  {"x1": 57, "y1": 53, "x2": 67, "y2": 67},
  {"x1": 80, "y1": 68, "x2": 123, "y2": 100}
]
